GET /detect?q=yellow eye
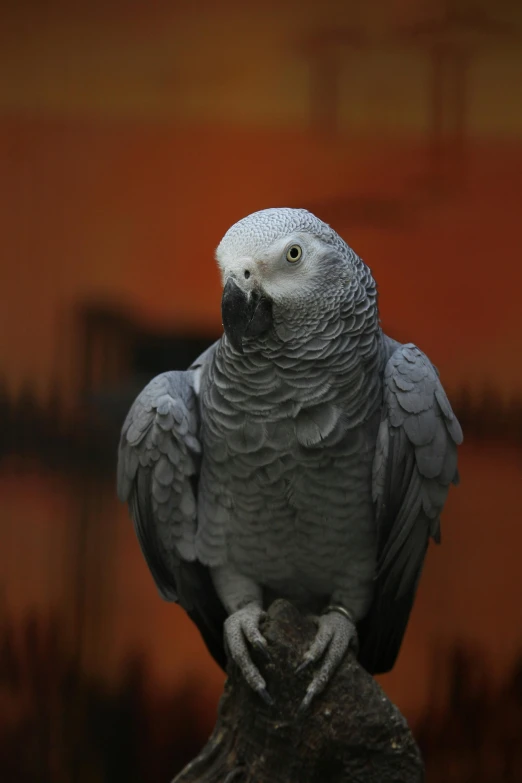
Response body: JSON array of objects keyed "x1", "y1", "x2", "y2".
[{"x1": 286, "y1": 244, "x2": 302, "y2": 263}]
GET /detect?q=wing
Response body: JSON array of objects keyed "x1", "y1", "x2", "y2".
[
  {"x1": 358, "y1": 343, "x2": 463, "y2": 675},
  {"x1": 117, "y1": 369, "x2": 227, "y2": 670}
]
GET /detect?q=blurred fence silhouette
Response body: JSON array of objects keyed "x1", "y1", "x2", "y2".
[
  {"x1": 1, "y1": 301, "x2": 522, "y2": 782},
  {"x1": 2, "y1": 302, "x2": 521, "y2": 474},
  {"x1": 1, "y1": 608, "x2": 521, "y2": 782},
  {"x1": 418, "y1": 646, "x2": 522, "y2": 781},
  {"x1": 0, "y1": 608, "x2": 207, "y2": 783}
]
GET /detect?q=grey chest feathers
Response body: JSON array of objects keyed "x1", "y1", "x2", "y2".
[{"x1": 196, "y1": 388, "x2": 381, "y2": 608}]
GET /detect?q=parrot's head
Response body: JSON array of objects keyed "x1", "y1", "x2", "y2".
[{"x1": 216, "y1": 207, "x2": 375, "y2": 353}]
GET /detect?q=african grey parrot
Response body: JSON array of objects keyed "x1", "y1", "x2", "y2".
[{"x1": 117, "y1": 208, "x2": 462, "y2": 710}]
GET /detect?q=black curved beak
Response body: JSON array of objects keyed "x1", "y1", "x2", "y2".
[{"x1": 221, "y1": 278, "x2": 273, "y2": 354}]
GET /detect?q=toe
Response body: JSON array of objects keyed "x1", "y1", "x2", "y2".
[
  {"x1": 226, "y1": 627, "x2": 267, "y2": 692},
  {"x1": 298, "y1": 611, "x2": 357, "y2": 711},
  {"x1": 242, "y1": 617, "x2": 269, "y2": 654},
  {"x1": 296, "y1": 624, "x2": 333, "y2": 672},
  {"x1": 300, "y1": 655, "x2": 335, "y2": 709},
  {"x1": 224, "y1": 608, "x2": 271, "y2": 700}
]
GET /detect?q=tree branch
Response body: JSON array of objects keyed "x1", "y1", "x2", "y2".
[{"x1": 173, "y1": 599, "x2": 424, "y2": 783}]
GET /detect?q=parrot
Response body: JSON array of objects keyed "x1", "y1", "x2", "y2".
[{"x1": 117, "y1": 208, "x2": 462, "y2": 710}]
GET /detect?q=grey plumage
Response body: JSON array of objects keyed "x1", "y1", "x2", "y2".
[
  {"x1": 117, "y1": 207, "x2": 462, "y2": 688},
  {"x1": 117, "y1": 370, "x2": 227, "y2": 667}
]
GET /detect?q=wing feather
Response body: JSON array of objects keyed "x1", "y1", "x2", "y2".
[
  {"x1": 117, "y1": 371, "x2": 200, "y2": 597},
  {"x1": 117, "y1": 367, "x2": 227, "y2": 669},
  {"x1": 359, "y1": 343, "x2": 462, "y2": 674}
]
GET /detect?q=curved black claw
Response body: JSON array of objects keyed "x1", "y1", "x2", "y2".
[
  {"x1": 258, "y1": 686, "x2": 274, "y2": 706},
  {"x1": 224, "y1": 603, "x2": 273, "y2": 705},
  {"x1": 254, "y1": 639, "x2": 272, "y2": 662},
  {"x1": 297, "y1": 610, "x2": 357, "y2": 713}
]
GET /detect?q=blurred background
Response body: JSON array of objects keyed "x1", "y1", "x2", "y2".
[{"x1": 1, "y1": 0, "x2": 522, "y2": 781}]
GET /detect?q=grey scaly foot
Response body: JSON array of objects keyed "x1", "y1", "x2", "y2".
[
  {"x1": 224, "y1": 602, "x2": 273, "y2": 705},
  {"x1": 296, "y1": 605, "x2": 358, "y2": 713}
]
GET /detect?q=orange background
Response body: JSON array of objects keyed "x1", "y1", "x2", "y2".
[{"x1": 1, "y1": 0, "x2": 522, "y2": 776}]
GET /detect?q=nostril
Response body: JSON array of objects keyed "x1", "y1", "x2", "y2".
[{"x1": 244, "y1": 269, "x2": 250, "y2": 279}]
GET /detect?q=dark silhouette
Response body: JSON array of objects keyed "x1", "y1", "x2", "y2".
[{"x1": 1, "y1": 303, "x2": 521, "y2": 781}]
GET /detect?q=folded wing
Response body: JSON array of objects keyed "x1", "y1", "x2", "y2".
[
  {"x1": 359, "y1": 343, "x2": 463, "y2": 674},
  {"x1": 117, "y1": 370, "x2": 227, "y2": 669}
]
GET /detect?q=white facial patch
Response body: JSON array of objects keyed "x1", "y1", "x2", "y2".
[{"x1": 216, "y1": 232, "x2": 328, "y2": 303}]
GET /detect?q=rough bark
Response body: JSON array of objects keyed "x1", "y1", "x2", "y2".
[{"x1": 173, "y1": 600, "x2": 424, "y2": 783}]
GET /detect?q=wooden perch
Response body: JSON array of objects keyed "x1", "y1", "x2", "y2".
[{"x1": 173, "y1": 600, "x2": 424, "y2": 783}]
